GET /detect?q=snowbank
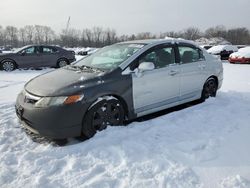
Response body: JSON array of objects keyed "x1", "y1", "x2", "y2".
[{"x1": 0, "y1": 63, "x2": 250, "y2": 187}]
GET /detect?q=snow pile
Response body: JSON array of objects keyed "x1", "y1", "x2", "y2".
[
  {"x1": 207, "y1": 45, "x2": 238, "y2": 54},
  {"x1": 220, "y1": 175, "x2": 249, "y2": 188},
  {"x1": 195, "y1": 37, "x2": 231, "y2": 46},
  {"x1": 0, "y1": 63, "x2": 250, "y2": 187},
  {"x1": 66, "y1": 47, "x2": 98, "y2": 55},
  {"x1": 230, "y1": 46, "x2": 250, "y2": 58}
]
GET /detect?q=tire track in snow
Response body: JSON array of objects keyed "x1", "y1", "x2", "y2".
[{"x1": 0, "y1": 80, "x2": 26, "y2": 89}]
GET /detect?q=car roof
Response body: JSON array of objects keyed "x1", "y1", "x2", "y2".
[{"x1": 119, "y1": 38, "x2": 197, "y2": 46}]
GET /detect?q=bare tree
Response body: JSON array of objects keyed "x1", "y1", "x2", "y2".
[
  {"x1": 160, "y1": 31, "x2": 182, "y2": 39},
  {"x1": 24, "y1": 25, "x2": 35, "y2": 44},
  {"x1": 92, "y1": 27, "x2": 103, "y2": 47},
  {"x1": 182, "y1": 27, "x2": 202, "y2": 40},
  {"x1": 34, "y1": 25, "x2": 45, "y2": 44},
  {"x1": 60, "y1": 28, "x2": 81, "y2": 47},
  {"x1": 5, "y1": 26, "x2": 19, "y2": 47},
  {"x1": 205, "y1": 25, "x2": 227, "y2": 38},
  {"x1": 226, "y1": 28, "x2": 250, "y2": 45},
  {"x1": 43, "y1": 26, "x2": 55, "y2": 44},
  {"x1": 0, "y1": 25, "x2": 6, "y2": 46},
  {"x1": 19, "y1": 28, "x2": 26, "y2": 46}
]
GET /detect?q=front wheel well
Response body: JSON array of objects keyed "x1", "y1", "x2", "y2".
[{"x1": 57, "y1": 57, "x2": 69, "y2": 63}]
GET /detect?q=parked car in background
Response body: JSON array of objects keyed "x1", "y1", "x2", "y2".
[
  {"x1": 16, "y1": 39, "x2": 223, "y2": 143},
  {"x1": 207, "y1": 45, "x2": 238, "y2": 60},
  {"x1": 0, "y1": 49, "x2": 2, "y2": 54},
  {"x1": 0, "y1": 45, "x2": 76, "y2": 71},
  {"x1": 229, "y1": 46, "x2": 250, "y2": 64},
  {"x1": 200, "y1": 45, "x2": 213, "y2": 50},
  {"x1": 77, "y1": 48, "x2": 98, "y2": 56}
]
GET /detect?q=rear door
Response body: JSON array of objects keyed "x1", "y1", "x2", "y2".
[
  {"x1": 178, "y1": 44, "x2": 207, "y2": 100},
  {"x1": 40, "y1": 46, "x2": 59, "y2": 67},
  {"x1": 130, "y1": 44, "x2": 181, "y2": 116}
]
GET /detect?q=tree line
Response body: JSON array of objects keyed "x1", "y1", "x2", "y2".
[{"x1": 0, "y1": 24, "x2": 250, "y2": 48}]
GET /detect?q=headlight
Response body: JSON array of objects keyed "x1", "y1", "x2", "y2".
[{"x1": 35, "y1": 95, "x2": 84, "y2": 108}]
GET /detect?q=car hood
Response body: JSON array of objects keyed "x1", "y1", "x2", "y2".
[
  {"x1": 25, "y1": 68, "x2": 104, "y2": 97},
  {"x1": 0, "y1": 53, "x2": 14, "y2": 57}
]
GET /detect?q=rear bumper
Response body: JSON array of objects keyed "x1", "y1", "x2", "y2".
[{"x1": 15, "y1": 92, "x2": 89, "y2": 139}]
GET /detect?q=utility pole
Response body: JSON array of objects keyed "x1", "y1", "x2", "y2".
[{"x1": 65, "y1": 16, "x2": 71, "y2": 35}]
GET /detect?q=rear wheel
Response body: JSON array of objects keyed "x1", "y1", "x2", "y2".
[
  {"x1": 1, "y1": 60, "x2": 16, "y2": 71},
  {"x1": 200, "y1": 78, "x2": 218, "y2": 102},
  {"x1": 57, "y1": 59, "x2": 68, "y2": 68},
  {"x1": 82, "y1": 98, "x2": 125, "y2": 138}
]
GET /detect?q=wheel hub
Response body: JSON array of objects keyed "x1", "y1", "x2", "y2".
[
  {"x1": 93, "y1": 102, "x2": 121, "y2": 131},
  {"x1": 3, "y1": 62, "x2": 14, "y2": 71}
]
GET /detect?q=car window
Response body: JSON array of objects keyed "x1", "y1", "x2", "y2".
[
  {"x1": 138, "y1": 46, "x2": 176, "y2": 69},
  {"x1": 23, "y1": 47, "x2": 36, "y2": 54},
  {"x1": 42, "y1": 47, "x2": 57, "y2": 54},
  {"x1": 179, "y1": 46, "x2": 205, "y2": 64}
]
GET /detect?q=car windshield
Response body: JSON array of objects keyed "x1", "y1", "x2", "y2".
[{"x1": 74, "y1": 43, "x2": 145, "y2": 70}]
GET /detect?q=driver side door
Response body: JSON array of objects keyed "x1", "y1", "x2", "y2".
[
  {"x1": 131, "y1": 44, "x2": 180, "y2": 116},
  {"x1": 16, "y1": 46, "x2": 42, "y2": 68}
]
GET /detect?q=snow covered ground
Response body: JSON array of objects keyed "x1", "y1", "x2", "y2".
[{"x1": 0, "y1": 62, "x2": 250, "y2": 188}]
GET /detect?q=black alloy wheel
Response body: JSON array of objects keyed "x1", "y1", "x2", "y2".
[
  {"x1": 201, "y1": 78, "x2": 218, "y2": 101},
  {"x1": 82, "y1": 98, "x2": 125, "y2": 138}
]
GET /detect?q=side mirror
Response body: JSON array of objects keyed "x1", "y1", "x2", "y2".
[
  {"x1": 138, "y1": 62, "x2": 155, "y2": 72},
  {"x1": 21, "y1": 51, "x2": 26, "y2": 56}
]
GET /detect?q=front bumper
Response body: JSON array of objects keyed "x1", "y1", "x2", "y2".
[{"x1": 15, "y1": 92, "x2": 89, "y2": 139}]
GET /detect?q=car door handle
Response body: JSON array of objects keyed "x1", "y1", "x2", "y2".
[{"x1": 169, "y1": 70, "x2": 178, "y2": 76}]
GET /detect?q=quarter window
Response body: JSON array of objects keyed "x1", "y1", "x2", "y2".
[
  {"x1": 138, "y1": 46, "x2": 176, "y2": 69},
  {"x1": 179, "y1": 46, "x2": 205, "y2": 64}
]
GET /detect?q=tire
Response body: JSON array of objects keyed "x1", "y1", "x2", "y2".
[
  {"x1": 53, "y1": 139, "x2": 68, "y2": 146},
  {"x1": 57, "y1": 59, "x2": 68, "y2": 68},
  {"x1": 200, "y1": 78, "x2": 218, "y2": 102},
  {"x1": 1, "y1": 60, "x2": 16, "y2": 71},
  {"x1": 82, "y1": 98, "x2": 125, "y2": 138}
]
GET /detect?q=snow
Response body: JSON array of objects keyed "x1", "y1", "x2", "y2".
[
  {"x1": 1, "y1": 63, "x2": 250, "y2": 187},
  {"x1": 207, "y1": 45, "x2": 238, "y2": 54},
  {"x1": 66, "y1": 47, "x2": 98, "y2": 55},
  {"x1": 230, "y1": 46, "x2": 250, "y2": 58},
  {"x1": 195, "y1": 37, "x2": 231, "y2": 46}
]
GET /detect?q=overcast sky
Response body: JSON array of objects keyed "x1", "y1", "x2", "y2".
[{"x1": 0, "y1": 0, "x2": 249, "y2": 35}]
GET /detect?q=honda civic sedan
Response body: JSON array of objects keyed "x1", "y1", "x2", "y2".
[
  {"x1": 0, "y1": 45, "x2": 75, "y2": 71},
  {"x1": 15, "y1": 39, "x2": 223, "y2": 142}
]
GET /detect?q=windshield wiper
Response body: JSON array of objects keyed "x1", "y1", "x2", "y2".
[{"x1": 79, "y1": 65, "x2": 105, "y2": 72}]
